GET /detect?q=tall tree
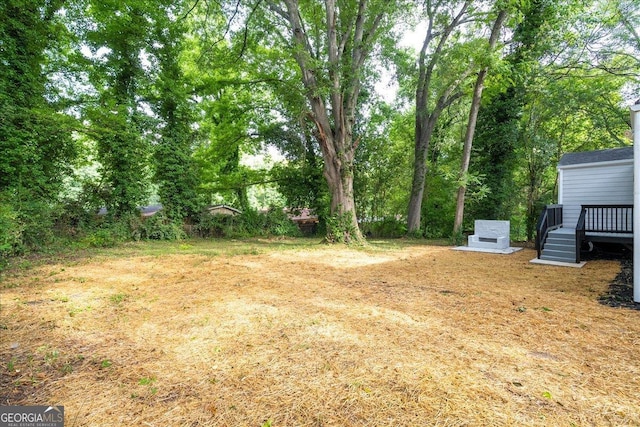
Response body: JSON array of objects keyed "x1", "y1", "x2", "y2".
[
  {"x1": 406, "y1": 0, "x2": 475, "y2": 235},
  {"x1": 0, "y1": 0, "x2": 76, "y2": 197},
  {"x1": 151, "y1": 2, "x2": 200, "y2": 221},
  {"x1": 469, "y1": 0, "x2": 556, "y2": 222},
  {"x1": 267, "y1": 0, "x2": 396, "y2": 243},
  {"x1": 85, "y1": 0, "x2": 152, "y2": 220},
  {"x1": 185, "y1": 1, "x2": 272, "y2": 211},
  {"x1": 453, "y1": 9, "x2": 508, "y2": 236},
  {"x1": 0, "y1": 0, "x2": 77, "y2": 248}
]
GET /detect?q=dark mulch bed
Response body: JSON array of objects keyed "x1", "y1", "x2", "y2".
[
  {"x1": 598, "y1": 259, "x2": 640, "y2": 310},
  {"x1": 584, "y1": 243, "x2": 640, "y2": 310}
]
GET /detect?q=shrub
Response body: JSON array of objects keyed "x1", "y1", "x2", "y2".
[
  {"x1": 0, "y1": 198, "x2": 24, "y2": 261},
  {"x1": 325, "y1": 211, "x2": 359, "y2": 243},
  {"x1": 194, "y1": 207, "x2": 301, "y2": 238},
  {"x1": 54, "y1": 199, "x2": 100, "y2": 237},
  {"x1": 361, "y1": 217, "x2": 406, "y2": 238},
  {"x1": 80, "y1": 228, "x2": 121, "y2": 248},
  {"x1": 262, "y1": 208, "x2": 302, "y2": 237},
  {"x1": 18, "y1": 199, "x2": 57, "y2": 250},
  {"x1": 195, "y1": 212, "x2": 237, "y2": 238},
  {"x1": 78, "y1": 213, "x2": 144, "y2": 247},
  {"x1": 141, "y1": 213, "x2": 186, "y2": 240}
]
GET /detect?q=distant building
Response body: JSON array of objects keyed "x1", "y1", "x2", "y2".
[
  {"x1": 205, "y1": 205, "x2": 242, "y2": 216},
  {"x1": 288, "y1": 208, "x2": 319, "y2": 235}
]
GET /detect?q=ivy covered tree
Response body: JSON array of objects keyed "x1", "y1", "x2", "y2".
[
  {"x1": 469, "y1": 0, "x2": 558, "y2": 222},
  {"x1": 0, "y1": 0, "x2": 77, "y2": 195},
  {"x1": 0, "y1": 0, "x2": 77, "y2": 249},
  {"x1": 84, "y1": 0, "x2": 153, "y2": 220},
  {"x1": 150, "y1": 1, "x2": 201, "y2": 221}
]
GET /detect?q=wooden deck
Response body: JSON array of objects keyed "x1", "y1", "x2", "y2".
[
  {"x1": 536, "y1": 204, "x2": 633, "y2": 263},
  {"x1": 555, "y1": 227, "x2": 633, "y2": 244}
]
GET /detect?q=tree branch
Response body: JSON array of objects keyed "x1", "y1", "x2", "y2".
[{"x1": 181, "y1": 0, "x2": 202, "y2": 20}]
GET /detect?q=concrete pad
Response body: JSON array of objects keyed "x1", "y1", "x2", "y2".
[
  {"x1": 452, "y1": 246, "x2": 524, "y2": 255},
  {"x1": 529, "y1": 258, "x2": 586, "y2": 268}
]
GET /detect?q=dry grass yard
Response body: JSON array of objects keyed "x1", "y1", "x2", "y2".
[{"x1": 1, "y1": 239, "x2": 639, "y2": 426}]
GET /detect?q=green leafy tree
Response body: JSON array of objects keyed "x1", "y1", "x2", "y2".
[
  {"x1": 267, "y1": 122, "x2": 329, "y2": 229},
  {"x1": 150, "y1": 2, "x2": 201, "y2": 221},
  {"x1": 193, "y1": 82, "x2": 265, "y2": 210},
  {"x1": 0, "y1": 0, "x2": 77, "y2": 249},
  {"x1": 516, "y1": 69, "x2": 631, "y2": 240},
  {"x1": 183, "y1": 2, "x2": 272, "y2": 211},
  {"x1": 469, "y1": 0, "x2": 558, "y2": 222},
  {"x1": 84, "y1": 0, "x2": 152, "y2": 220},
  {"x1": 406, "y1": 0, "x2": 479, "y2": 235},
  {"x1": 354, "y1": 102, "x2": 412, "y2": 234},
  {"x1": 262, "y1": 0, "x2": 401, "y2": 243}
]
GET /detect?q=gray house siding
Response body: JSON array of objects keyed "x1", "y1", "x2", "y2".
[{"x1": 559, "y1": 160, "x2": 633, "y2": 228}]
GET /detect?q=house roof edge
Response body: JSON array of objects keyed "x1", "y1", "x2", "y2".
[{"x1": 558, "y1": 146, "x2": 633, "y2": 168}]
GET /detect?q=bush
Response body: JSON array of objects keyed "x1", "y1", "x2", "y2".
[
  {"x1": 141, "y1": 213, "x2": 186, "y2": 240},
  {"x1": 194, "y1": 212, "x2": 237, "y2": 237},
  {"x1": 78, "y1": 213, "x2": 144, "y2": 247},
  {"x1": 194, "y1": 207, "x2": 301, "y2": 238},
  {"x1": 0, "y1": 198, "x2": 24, "y2": 261},
  {"x1": 260, "y1": 208, "x2": 302, "y2": 237},
  {"x1": 54, "y1": 199, "x2": 100, "y2": 237},
  {"x1": 80, "y1": 228, "x2": 122, "y2": 248},
  {"x1": 18, "y1": 199, "x2": 58, "y2": 250},
  {"x1": 360, "y1": 217, "x2": 406, "y2": 238},
  {"x1": 0, "y1": 192, "x2": 77, "y2": 264},
  {"x1": 0, "y1": 193, "x2": 57, "y2": 257}
]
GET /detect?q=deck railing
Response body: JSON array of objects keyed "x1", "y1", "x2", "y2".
[
  {"x1": 535, "y1": 204, "x2": 563, "y2": 259},
  {"x1": 575, "y1": 204, "x2": 633, "y2": 262}
]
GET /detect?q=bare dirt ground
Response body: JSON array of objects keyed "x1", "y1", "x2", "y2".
[{"x1": 1, "y1": 239, "x2": 640, "y2": 426}]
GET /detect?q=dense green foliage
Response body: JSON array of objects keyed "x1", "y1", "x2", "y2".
[
  {"x1": 0, "y1": 0, "x2": 77, "y2": 257},
  {"x1": 84, "y1": 0, "x2": 152, "y2": 220},
  {"x1": 0, "y1": 0, "x2": 638, "y2": 261},
  {"x1": 469, "y1": 0, "x2": 555, "y2": 223},
  {"x1": 150, "y1": 2, "x2": 200, "y2": 221}
]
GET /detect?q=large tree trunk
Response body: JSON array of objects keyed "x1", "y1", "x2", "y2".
[
  {"x1": 453, "y1": 10, "x2": 508, "y2": 236},
  {"x1": 324, "y1": 155, "x2": 360, "y2": 242},
  {"x1": 407, "y1": 114, "x2": 436, "y2": 234},
  {"x1": 313, "y1": 111, "x2": 362, "y2": 242}
]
